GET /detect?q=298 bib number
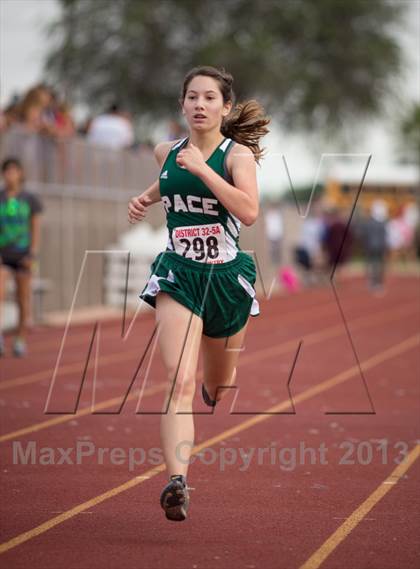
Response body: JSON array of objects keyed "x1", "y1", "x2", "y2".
[{"x1": 172, "y1": 223, "x2": 228, "y2": 263}]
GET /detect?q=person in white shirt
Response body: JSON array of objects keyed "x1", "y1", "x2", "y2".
[
  {"x1": 264, "y1": 203, "x2": 284, "y2": 265},
  {"x1": 294, "y1": 213, "x2": 324, "y2": 285},
  {"x1": 87, "y1": 104, "x2": 134, "y2": 150}
]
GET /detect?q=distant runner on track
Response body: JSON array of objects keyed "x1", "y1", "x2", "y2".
[{"x1": 127, "y1": 65, "x2": 270, "y2": 521}]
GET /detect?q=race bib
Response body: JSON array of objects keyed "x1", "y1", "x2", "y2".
[{"x1": 172, "y1": 223, "x2": 228, "y2": 263}]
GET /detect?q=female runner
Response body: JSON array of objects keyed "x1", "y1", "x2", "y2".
[{"x1": 128, "y1": 65, "x2": 269, "y2": 521}]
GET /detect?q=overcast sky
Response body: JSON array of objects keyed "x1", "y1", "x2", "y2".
[{"x1": 1, "y1": 0, "x2": 419, "y2": 194}]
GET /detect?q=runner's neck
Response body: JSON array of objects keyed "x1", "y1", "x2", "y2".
[{"x1": 187, "y1": 132, "x2": 225, "y2": 158}]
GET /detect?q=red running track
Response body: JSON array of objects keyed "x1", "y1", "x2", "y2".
[{"x1": 0, "y1": 274, "x2": 419, "y2": 569}]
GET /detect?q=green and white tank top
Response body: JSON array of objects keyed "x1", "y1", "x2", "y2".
[{"x1": 159, "y1": 136, "x2": 242, "y2": 263}]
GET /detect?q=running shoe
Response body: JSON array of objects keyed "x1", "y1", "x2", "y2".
[
  {"x1": 201, "y1": 383, "x2": 217, "y2": 407},
  {"x1": 12, "y1": 337, "x2": 27, "y2": 358},
  {"x1": 160, "y1": 474, "x2": 190, "y2": 521}
]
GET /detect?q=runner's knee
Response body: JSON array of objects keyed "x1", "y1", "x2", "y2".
[{"x1": 165, "y1": 367, "x2": 196, "y2": 401}]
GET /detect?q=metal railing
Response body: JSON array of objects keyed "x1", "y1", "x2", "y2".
[{"x1": 0, "y1": 129, "x2": 274, "y2": 315}]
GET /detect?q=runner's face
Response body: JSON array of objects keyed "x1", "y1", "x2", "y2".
[{"x1": 182, "y1": 75, "x2": 231, "y2": 132}]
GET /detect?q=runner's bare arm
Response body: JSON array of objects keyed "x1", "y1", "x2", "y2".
[
  {"x1": 197, "y1": 144, "x2": 259, "y2": 226},
  {"x1": 137, "y1": 179, "x2": 160, "y2": 205},
  {"x1": 128, "y1": 140, "x2": 177, "y2": 223},
  {"x1": 137, "y1": 141, "x2": 175, "y2": 204}
]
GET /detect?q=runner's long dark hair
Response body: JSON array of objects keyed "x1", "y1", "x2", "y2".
[{"x1": 180, "y1": 65, "x2": 270, "y2": 165}]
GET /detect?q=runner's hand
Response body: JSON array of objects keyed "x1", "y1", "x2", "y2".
[
  {"x1": 176, "y1": 143, "x2": 207, "y2": 176},
  {"x1": 128, "y1": 195, "x2": 152, "y2": 224}
]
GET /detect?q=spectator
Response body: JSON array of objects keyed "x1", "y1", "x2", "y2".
[
  {"x1": 0, "y1": 95, "x2": 20, "y2": 132},
  {"x1": 415, "y1": 218, "x2": 420, "y2": 260},
  {"x1": 294, "y1": 209, "x2": 324, "y2": 286},
  {"x1": 34, "y1": 84, "x2": 56, "y2": 132},
  {"x1": 14, "y1": 84, "x2": 56, "y2": 135},
  {"x1": 87, "y1": 103, "x2": 134, "y2": 149},
  {"x1": 359, "y1": 200, "x2": 389, "y2": 293},
  {"x1": 264, "y1": 201, "x2": 284, "y2": 265},
  {"x1": 0, "y1": 157, "x2": 43, "y2": 357},
  {"x1": 1, "y1": 85, "x2": 76, "y2": 140},
  {"x1": 386, "y1": 205, "x2": 413, "y2": 263},
  {"x1": 0, "y1": 110, "x2": 7, "y2": 133},
  {"x1": 17, "y1": 89, "x2": 44, "y2": 133},
  {"x1": 322, "y1": 206, "x2": 353, "y2": 280},
  {"x1": 53, "y1": 99, "x2": 76, "y2": 138}
]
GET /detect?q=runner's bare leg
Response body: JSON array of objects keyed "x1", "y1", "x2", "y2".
[{"x1": 156, "y1": 292, "x2": 203, "y2": 477}]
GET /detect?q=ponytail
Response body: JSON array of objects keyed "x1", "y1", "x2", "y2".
[{"x1": 221, "y1": 99, "x2": 270, "y2": 165}]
